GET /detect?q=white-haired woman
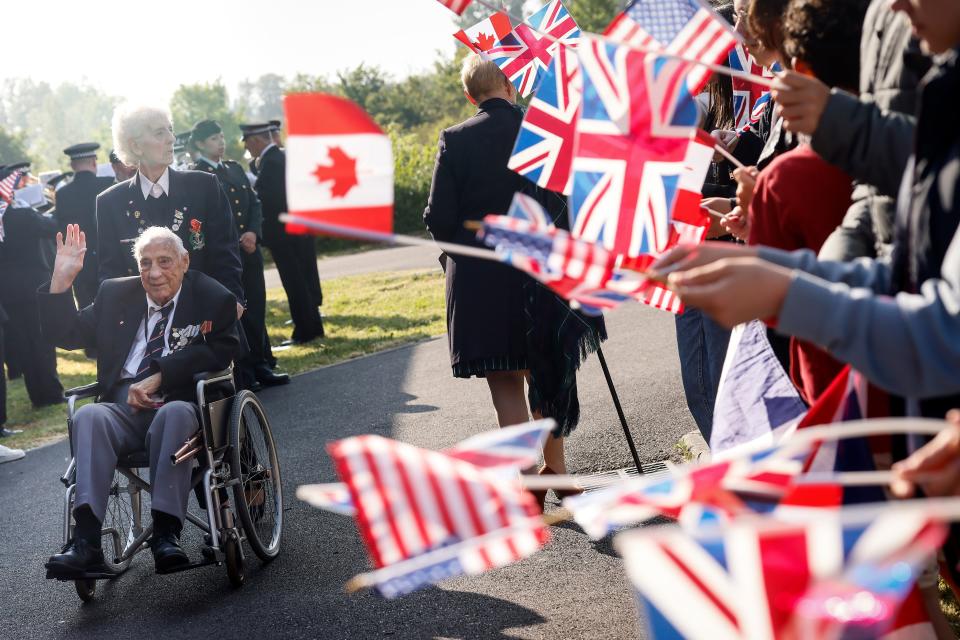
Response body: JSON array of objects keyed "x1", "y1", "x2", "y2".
[{"x1": 95, "y1": 103, "x2": 243, "y2": 309}]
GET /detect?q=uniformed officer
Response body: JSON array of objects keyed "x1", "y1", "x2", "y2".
[
  {"x1": 266, "y1": 119, "x2": 323, "y2": 310},
  {"x1": 241, "y1": 122, "x2": 324, "y2": 343},
  {"x1": 109, "y1": 149, "x2": 137, "y2": 183},
  {"x1": 52, "y1": 143, "x2": 115, "y2": 308},
  {"x1": 0, "y1": 164, "x2": 64, "y2": 407},
  {"x1": 190, "y1": 120, "x2": 288, "y2": 387}
]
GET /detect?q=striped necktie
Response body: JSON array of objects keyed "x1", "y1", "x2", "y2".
[{"x1": 133, "y1": 303, "x2": 174, "y2": 381}]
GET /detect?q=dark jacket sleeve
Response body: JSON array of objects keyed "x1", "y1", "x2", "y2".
[
  {"x1": 423, "y1": 130, "x2": 463, "y2": 243},
  {"x1": 247, "y1": 183, "x2": 264, "y2": 240},
  {"x1": 811, "y1": 90, "x2": 916, "y2": 197},
  {"x1": 37, "y1": 283, "x2": 99, "y2": 351},
  {"x1": 156, "y1": 288, "x2": 239, "y2": 392},
  {"x1": 205, "y1": 177, "x2": 244, "y2": 303},
  {"x1": 96, "y1": 192, "x2": 126, "y2": 281}
]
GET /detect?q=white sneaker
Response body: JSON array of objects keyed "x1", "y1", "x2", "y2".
[{"x1": 0, "y1": 444, "x2": 25, "y2": 464}]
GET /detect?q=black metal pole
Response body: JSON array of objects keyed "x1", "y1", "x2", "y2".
[{"x1": 595, "y1": 345, "x2": 643, "y2": 472}]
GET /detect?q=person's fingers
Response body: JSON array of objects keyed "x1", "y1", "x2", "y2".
[
  {"x1": 947, "y1": 409, "x2": 960, "y2": 425},
  {"x1": 917, "y1": 460, "x2": 960, "y2": 497},
  {"x1": 667, "y1": 260, "x2": 731, "y2": 288},
  {"x1": 55, "y1": 231, "x2": 64, "y2": 250},
  {"x1": 889, "y1": 475, "x2": 916, "y2": 499},
  {"x1": 649, "y1": 244, "x2": 696, "y2": 272}
]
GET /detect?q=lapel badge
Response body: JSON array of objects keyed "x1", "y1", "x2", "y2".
[{"x1": 134, "y1": 211, "x2": 141, "y2": 219}]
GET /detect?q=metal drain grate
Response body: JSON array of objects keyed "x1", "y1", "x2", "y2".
[{"x1": 577, "y1": 460, "x2": 671, "y2": 493}]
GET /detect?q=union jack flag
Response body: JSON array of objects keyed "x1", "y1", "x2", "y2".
[
  {"x1": 507, "y1": 190, "x2": 555, "y2": 228},
  {"x1": 508, "y1": 45, "x2": 581, "y2": 194},
  {"x1": 487, "y1": 0, "x2": 580, "y2": 97},
  {"x1": 435, "y1": 0, "x2": 472, "y2": 16},
  {"x1": 453, "y1": 11, "x2": 514, "y2": 53},
  {"x1": 0, "y1": 169, "x2": 25, "y2": 204},
  {"x1": 729, "y1": 44, "x2": 778, "y2": 130},
  {"x1": 616, "y1": 507, "x2": 944, "y2": 639},
  {"x1": 564, "y1": 440, "x2": 810, "y2": 538},
  {"x1": 299, "y1": 420, "x2": 556, "y2": 517},
  {"x1": 571, "y1": 39, "x2": 713, "y2": 257}
]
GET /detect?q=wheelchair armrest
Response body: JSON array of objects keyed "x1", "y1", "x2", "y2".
[
  {"x1": 193, "y1": 368, "x2": 233, "y2": 385},
  {"x1": 64, "y1": 382, "x2": 100, "y2": 400}
]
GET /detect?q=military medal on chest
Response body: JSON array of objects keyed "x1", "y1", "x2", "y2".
[{"x1": 172, "y1": 209, "x2": 185, "y2": 232}]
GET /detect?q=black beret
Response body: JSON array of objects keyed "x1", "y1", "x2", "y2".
[{"x1": 190, "y1": 120, "x2": 222, "y2": 144}]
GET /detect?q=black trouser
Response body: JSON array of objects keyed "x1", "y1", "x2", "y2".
[
  {"x1": 294, "y1": 236, "x2": 323, "y2": 307},
  {"x1": 1, "y1": 272, "x2": 63, "y2": 406},
  {"x1": 264, "y1": 234, "x2": 322, "y2": 341},
  {"x1": 239, "y1": 247, "x2": 272, "y2": 369}
]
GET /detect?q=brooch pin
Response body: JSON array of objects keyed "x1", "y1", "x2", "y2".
[{"x1": 189, "y1": 219, "x2": 205, "y2": 250}]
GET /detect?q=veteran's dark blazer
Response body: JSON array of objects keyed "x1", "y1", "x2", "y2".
[
  {"x1": 190, "y1": 159, "x2": 263, "y2": 239},
  {"x1": 253, "y1": 145, "x2": 288, "y2": 247},
  {"x1": 95, "y1": 168, "x2": 244, "y2": 303},
  {"x1": 38, "y1": 271, "x2": 239, "y2": 402}
]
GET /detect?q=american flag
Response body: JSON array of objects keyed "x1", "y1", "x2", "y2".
[
  {"x1": 327, "y1": 433, "x2": 548, "y2": 593},
  {"x1": 616, "y1": 506, "x2": 945, "y2": 639},
  {"x1": 453, "y1": 11, "x2": 515, "y2": 54},
  {"x1": 604, "y1": 0, "x2": 740, "y2": 137},
  {"x1": 0, "y1": 169, "x2": 25, "y2": 204},
  {"x1": 434, "y1": 0, "x2": 472, "y2": 16},
  {"x1": 508, "y1": 45, "x2": 581, "y2": 194},
  {"x1": 299, "y1": 420, "x2": 556, "y2": 518},
  {"x1": 571, "y1": 38, "x2": 713, "y2": 258},
  {"x1": 487, "y1": 0, "x2": 580, "y2": 97},
  {"x1": 479, "y1": 197, "x2": 662, "y2": 316}
]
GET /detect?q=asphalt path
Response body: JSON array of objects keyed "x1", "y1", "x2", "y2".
[
  {"x1": 0, "y1": 301, "x2": 695, "y2": 640},
  {"x1": 264, "y1": 245, "x2": 440, "y2": 287}
]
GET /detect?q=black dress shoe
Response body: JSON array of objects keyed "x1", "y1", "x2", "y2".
[
  {"x1": 150, "y1": 533, "x2": 189, "y2": 572},
  {"x1": 255, "y1": 370, "x2": 290, "y2": 386},
  {"x1": 45, "y1": 538, "x2": 108, "y2": 578},
  {"x1": 281, "y1": 336, "x2": 316, "y2": 346}
]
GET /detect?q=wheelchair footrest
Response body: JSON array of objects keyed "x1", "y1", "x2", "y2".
[
  {"x1": 47, "y1": 569, "x2": 118, "y2": 581},
  {"x1": 155, "y1": 558, "x2": 216, "y2": 575}
]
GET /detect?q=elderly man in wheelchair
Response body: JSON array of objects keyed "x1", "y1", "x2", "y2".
[{"x1": 39, "y1": 225, "x2": 281, "y2": 594}]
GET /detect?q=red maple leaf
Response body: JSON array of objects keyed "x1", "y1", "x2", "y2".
[
  {"x1": 474, "y1": 31, "x2": 496, "y2": 51},
  {"x1": 311, "y1": 146, "x2": 358, "y2": 198}
]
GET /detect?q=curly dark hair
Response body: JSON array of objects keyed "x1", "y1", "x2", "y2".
[
  {"x1": 782, "y1": 0, "x2": 869, "y2": 90},
  {"x1": 747, "y1": 0, "x2": 791, "y2": 62}
]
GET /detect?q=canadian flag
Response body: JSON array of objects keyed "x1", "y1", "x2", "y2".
[
  {"x1": 284, "y1": 93, "x2": 393, "y2": 234},
  {"x1": 453, "y1": 11, "x2": 514, "y2": 54}
]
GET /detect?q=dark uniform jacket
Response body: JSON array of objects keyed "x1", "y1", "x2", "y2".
[
  {"x1": 38, "y1": 271, "x2": 239, "y2": 403},
  {"x1": 95, "y1": 168, "x2": 243, "y2": 303},
  {"x1": 52, "y1": 171, "x2": 115, "y2": 294},
  {"x1": 0, "y1": 206, "x2": 57, "y2": 275},
  {"x1": 190, "y1": 158, "x2": 263, "y2": 240},
  {"x1": 253, "y1": 145, "x2": 288, "y2": 247}
]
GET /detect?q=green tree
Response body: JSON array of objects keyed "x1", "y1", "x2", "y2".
[
  {"x1": 169, "y1": 81, "x2": 245, "y2": 162},
  {"x1": 0, "y1": 126, "x2": 31, "y2": 165},
  {"x1": 235, "y1": 73, "x2": 287, "y2": 122},
  {"x1": 0, "y1": 79, "x2": 116, "y2": 170},
  {"x1": 568, "y1": 0, "x2": 622, "y2": 32}
]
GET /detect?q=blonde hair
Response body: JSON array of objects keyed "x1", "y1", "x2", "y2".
[
  {"x1": 111, "y1": 103, "x2": 172, "y2": 166},
  {"x1": 460, "y1": 54, "x2": 509, "y2": 102}
]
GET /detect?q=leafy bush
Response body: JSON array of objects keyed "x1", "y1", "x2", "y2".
[{"x1": 389, "y1": 124, "x2": 440, "y2": 236}]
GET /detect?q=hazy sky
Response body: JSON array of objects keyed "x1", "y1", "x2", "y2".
[{"x1": 5, "y1": 0, "x2": 460, "y2": 104}]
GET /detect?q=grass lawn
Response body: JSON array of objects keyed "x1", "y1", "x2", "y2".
[{"x1": 2, "y1": 268, "x2": 445, "y2": 451}]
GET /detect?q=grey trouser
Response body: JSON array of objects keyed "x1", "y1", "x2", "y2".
[{"x1": 72, "y1": 398, "x2": 199, "y2": 523}]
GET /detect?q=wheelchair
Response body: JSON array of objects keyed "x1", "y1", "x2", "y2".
[{"x1": 55, "y1": 368, "x2": 283, "y2": 602}]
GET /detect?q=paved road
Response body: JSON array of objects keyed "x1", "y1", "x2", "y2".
[
  {"x1": 265, "y1": 245, "x2": 440, "y2": 287},
  {"x1": 0, "y1": 302, "x2": 694, "y2": 640}
]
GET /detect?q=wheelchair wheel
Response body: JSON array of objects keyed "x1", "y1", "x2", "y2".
[
  {"x1": 228, "y1": 390, "x2": 283, "y2": 561},
  {"x1": 101, "y1": 470, "x2": 138, "y2": 573},
  {"x1": 224, "y1": 537, "x2": 245, "y2": 587},
  {"x1": 74, "y1": 578, "x2": 96, "y2": 602}
]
